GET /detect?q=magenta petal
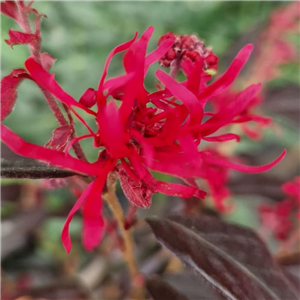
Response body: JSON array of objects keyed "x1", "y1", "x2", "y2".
[
  {"x1": 152, "y1": 179, "x2": 206, "y2": 199},
  {"x1": 102, "y1": 73, "x2": 135, "y2": 94},
  {"x1": 199, "y1": 83, "x2": 261, "y2": 136},
  {"x1": 156, "y1": 69, "x2": 203, "y2": 125},
  {"x1": 1, "y1": 69, "x2": 31, "y2": 121},
  {"x1": 79, "y1": 88, "x2": 97, "y2": 108},
  {"x1": 1, "y1": 124, "x2": 103, "y2": 176},
  {"x1": 186, "y1": 59, "x2": 204, "y2": 94},
  {"x1": 119, "y1": 76, "x2": 139, "y2": 125},
  {"x1": 119, "y1": 28, "x2": 155, "y2": 122},
  {"x1": 204, "y1": 150, "x2": 286, "y2": 173},
  {"x1": 99, "y1": 101, "x2": 130, "y2": 158},
  {"x1": 145, "y1": 151, "x2": 204, "y2": 179},
  {"x1": 131, "y1": 129, "x2": 154, "y2": 167},
  {"x1": 25, "y1": 57, "x2": 96, "y2": 115},
  {"x1": 178, "y1": 133, "x2": 199, "y2": 156},
  {"x1": 145, "y1": 38, "x2": 174, "y2": 72},
  {"x1": 82, "y1": 176, "x2": 107, "y2": 251},
  {"x1": 97, "y1": 32, "x2": 138, "y2": 93},
  {"x1": 61, "y1": 182, "x2": 94, "y2": 253},
  {"x1": 123, "y1": 26, "x2": 154, "y2": 73},
  {"x1": 198, "y1": 44, "x2": 254, "y2": 102},
  {"x1": 203, "y1": 134, "x2": 241, "y2": 142}
]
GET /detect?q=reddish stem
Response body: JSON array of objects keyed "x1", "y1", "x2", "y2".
[{"x1": 16, "y1": 2, "x2": 87, "y2": 161}]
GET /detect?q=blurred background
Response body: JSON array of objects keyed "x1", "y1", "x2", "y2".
[{"x1": 1, "y1": 1, "x2": 299, "y2": 299}]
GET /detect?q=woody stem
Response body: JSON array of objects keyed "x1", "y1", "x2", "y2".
[
  {"x1": 17, "y1": 4, "x2": 68, "y2": 127},
  {"x1": 17, "y1": 3, "x2": 88, "y2": 162},
  {"x1": 103, "y1": 179, "x2": 138, "y2": 280}
]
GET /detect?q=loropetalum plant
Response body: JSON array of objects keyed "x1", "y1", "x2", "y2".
[{"x1": 1, "y1": 0, "x2": 288, "y2": 290}]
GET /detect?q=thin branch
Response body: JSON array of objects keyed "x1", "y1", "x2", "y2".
[{"x1": 1, "y1": 158, "x2": 78, "y2": 179}]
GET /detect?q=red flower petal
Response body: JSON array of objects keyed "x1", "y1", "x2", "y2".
[
  {"x1": 147, "y1": 151, "x2": 204, "y2": 179},
  {"x1": 61, "y1": 181, "x2": 94, "y2": 253},
  {"x1": 123, "y1": 26, "x2": 154, "y2": 73},
  {"x1": 203, "y1": 133, "x2": 241, "y2": 142},
  {"x1": 102, "y1": 73, "x2": 135, "y2": 96},
  {"x1": 82, "y1": 175, "x2": 107, "y2": 251},
  {"x1": 203, "y1": 150, "x2": 286, "y2": 173},
  {"x1": 123, "y1": 27, "x2": 154, "y2": 105},
  {"x1": 24, "y1": 57, "x2": 96, "y2": 115},
  {"x1": 79, "y1": 88, "x2": 96, "y2": 108},
  {"x1": 118, "y1": 28, "x2": 156, "y2": 122},
  {"x1": 198, "y1": 44, "x2": 253, "y2": 102},
  {"x1": 98, "y1": 101, "x2": 130, "y2": 158},
  {"x1": 1, "y1": 69, "x2": 31, "y2": 121},
  {"x1": 192, "y1": 83, "x2": 261, "y2": 136},
  {"x1": 153, "y1": 180, "x2": 206, "y2": 199},
  {"x1": 1, "y1": 124, "x2": 104, "y2": 176},
  {"x1": 145, "y1": 38, "x2": 174, "y2": 72},
  {"x1": 97, "y1": 32, "x2": 138, "y2": 93},
  {"x1": 156, "y1": 69, "x2": 203, "y2": 125},
  {"x1": 186, "y1": 59, "x2": 204, "y2": 94}
]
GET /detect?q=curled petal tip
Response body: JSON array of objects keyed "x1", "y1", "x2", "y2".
[{"x1": 245, "y1": 43, "x2": 254, "y2": 51}]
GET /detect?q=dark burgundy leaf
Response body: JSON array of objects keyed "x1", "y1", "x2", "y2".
[
  {"x1": 1, "y1": 157, "x2": 77, "y2": 179},
  {"x1": 146, "y1": 277, "x2": 189, "y2": 300},
  {"x1": 147, "y1": 215, "x2": 298, "y2": 300},
  {"x1": 1, "y1": 69, "x2": 31, "y2": 120},
  {"x1": 164, "y1": 271, "x2": 230, "y2": 300},
  {"x1": 282, "y1": 269, "x2": 300, "y2": 294},
  {"x1": 45, "y1": 125, "x2": 73, "y2": 151}
]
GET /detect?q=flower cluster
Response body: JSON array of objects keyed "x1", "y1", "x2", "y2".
[
  {"x1": 158, "y1": 32, "x2": 218, "y2": 73},
  {"x1": 1, "y1": 2, "x2": 286, "y2": 252},
  {"x1": 259, "y1": 177, "x2": 300, "y2": 241}
]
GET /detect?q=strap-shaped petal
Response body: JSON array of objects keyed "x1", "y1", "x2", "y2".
[
  {"x1": 1, "y1": 124, "x2": 103, "y2": 176},
  {"x1": 25, "y1": 57, "x2": 96, "y2": 115},
  {"x1": 198, "y1": 44, "x2": 254, "y2": 102}
]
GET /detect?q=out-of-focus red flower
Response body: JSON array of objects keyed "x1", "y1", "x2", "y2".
[
  {"x1": 210, "y1": 89, "x2": 272, "y2": 140},
  {"x1": 259, "y1": 177, "x2": 300, "y2": 240},
  {"x1": 246, "y1": 2, "x2": 299, "y2": 84},
  {"x1": 1, "y1": 26, "x2": 286, "y2": 253}
]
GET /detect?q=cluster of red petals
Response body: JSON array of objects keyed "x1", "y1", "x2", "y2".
[
  {"x1": 210, "y1": 89, "x2": 272, "y2": 140},
  {"x1": 1, "y1": 25, "x2": 286, "y2": 253},
  {"x1": 158, "y1": 32, "x2": 218, "y2": 72},
  {"x1": 259, "y1": 177, "x2": 300, "y2": 240}
]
